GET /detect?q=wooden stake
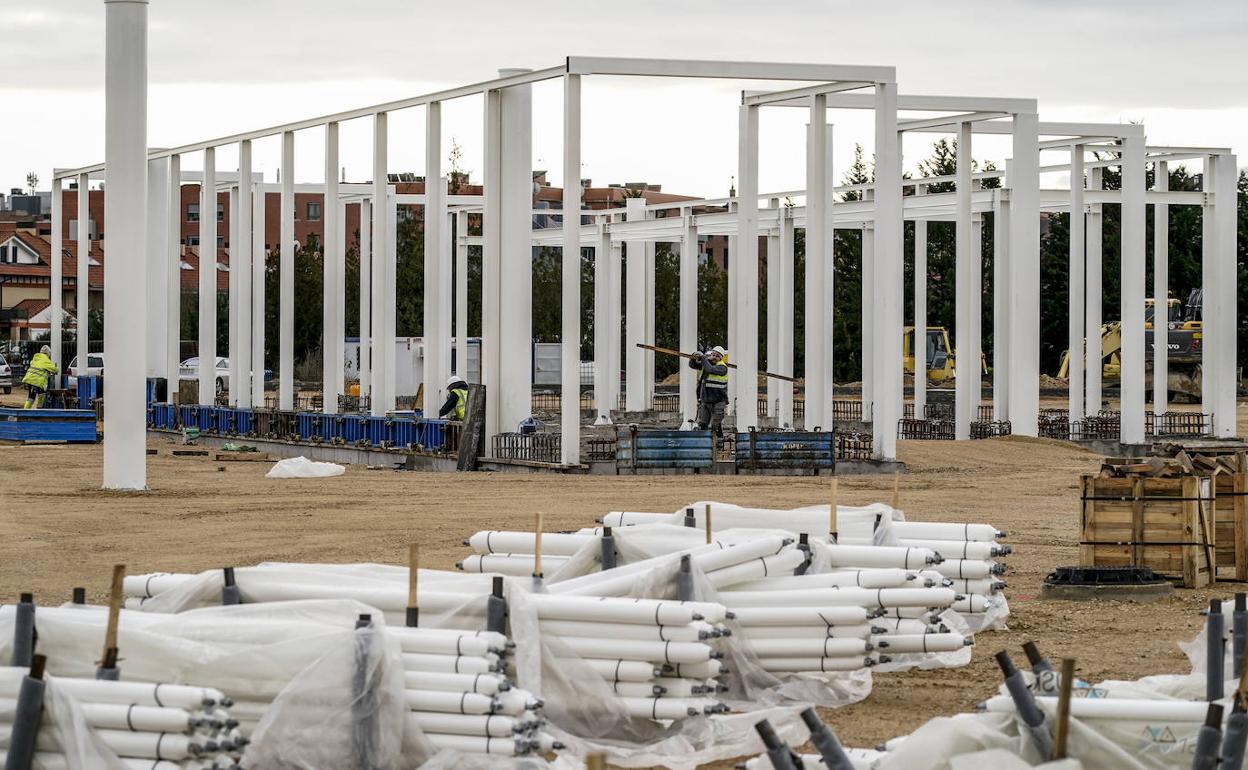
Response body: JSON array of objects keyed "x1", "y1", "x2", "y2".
[
  {"x1": 534, "y1": 512, "x2": 544, "y2": 578},
  {"x1": 102, "y1": 564, "x2": 126, "y2": 667},
  {"x1": 1052, "y1": 657, "x2": 1076, "y2": 759},
  {"x1": 705, "y1": 503, "x2": 713, "y2": 544},
  {"x1": 586, "y1": 753, "x2": 607, "y2": 770},
  {"x1": 406, "y1": 543, "x2": 420, "y2": 627},
  {"x1": 830, "y1": 477, "x2": 839, "y2": 542},
  {"x1": 890, "y1": 471, "x2": 901, "y2": 510}
]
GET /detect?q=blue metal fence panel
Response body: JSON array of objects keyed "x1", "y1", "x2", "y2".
[
  {"x1": 76, "y1": 375, "x2": 102, "y2": 406},
  {"x1": 365, "y1": 416, "x2": 391, "y2": 447},
  {"x1": 617, "y1": 429, "x2": 713, "y2": 469},
  {"x1": 0, "y1": 408, "x2": 97, "y2": 443},
  {"x1": 736, "y1": 430, "x2": 835, "y2": 471},
  {"x1": 341, "y1": 415, "x2": 368, "y2": 444}
]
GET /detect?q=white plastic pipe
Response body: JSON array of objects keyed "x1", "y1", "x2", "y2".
[
  {"x1": 895, "y1": 539, "x2": 1006, "y2": 560},
  {"x1": 721, "y1": 587, "x2": 956, "y2": 609},
  {"x1": 823, "y1": 545, "x2": 939, "y2": 570},
  {"x1": 548, "y1": 538, "x2": 789, "y2": 597},
  {"x1": 122, "y1": 573, "x2": 198, "y2": 599},
  {"x1": 390, "y1": 627, "x2": 510, "y2": 652},
  {"x1": 493, "y1": 688, "x2": 541, "y2": 716},
  {"x1": 402, "y1": 671, "x2": 508, "y2": 696},
  {"x1": 601, "y1": 512, "x2": 670, "y2": 527},
  {"x1": 661, "y1": 660, "x2": 727, "y2": 680},
  {"x1": 424, "y1": 732, "x2": 523, "y2": 756},
  {"x1": 945, "y1": 578, "x2": 1004, "y2": 595},
  {"x1": 931, "y1": 560, "x2": 998, "y2": 580},
  {"x1": 569, "y1": 658, "x2": 662, "y2": 682},
  {"x1": 402, "y1": 653, "x2": 501, "y2": 675},
  {"x1": 539, "y1": 619, "x2": 716, "y2": 643},
  {"x1": 617, "y1": 696, "x2": 719, "y2": 720},
  {"x1": 552, "y1": 637, "x2": 715, "y2": 665},
  {"x1": 395, "y1": 634, "x2": 494, "y2": 657},
  {"x1": 737, "y1": 624, "x2": 873, "y2": 640},
  {"x1": 755, "y1": 657, "x2": 870, "y2": 673},
  {"x1": 891, "y1": 522, "x2": 1001, "y2": 541},
  {"x1": 871, "y1": 618, "x2": 939, "y2": 634},
  {"x1": 467, "y1": 531, "x2": 590, "y2": 556},
  {"x1": 404, "y1": 689, "x2": 497, "y2": 715},
  {"x1": 407, "y1": 711, "x2": 519, "y2": 738},
  {"x1": 872, "y1": 632, "x2": 969, "y2": 654},
  {"x1": 731, "y1": 569, "x2": 913, "y2": 591},
  {"x1": 0, "y1": 701, "x2": 193, "y2": 733},
  {"x1": 743, "y1": 638, "x2": 869, "y2": 658},
  {"x1": 457, "y1": 554, "x2": 570, "y2": 577},
  {"x1": 731, "y1": 606, "x2": 870, "y2": 626},
  {"x1": 981, "y1": 694, "x2": 1209, "y2": 722},
  {"x1": 952, "y1": 595, "x2": 994, "y2": 614},
  {"x1": 0, "y1": 676, "x2": 223, "y2": 710},
  {"x1": 527, "y1": 595, "x2": 721, "y2": 625},
  {"x1": 705, "y1": 550, "x2": 807, "y2": 589}
]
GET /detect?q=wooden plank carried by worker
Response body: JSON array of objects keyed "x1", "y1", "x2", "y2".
[{"x1": 456, "y1": 383, "x2": 486, "y2": 472}]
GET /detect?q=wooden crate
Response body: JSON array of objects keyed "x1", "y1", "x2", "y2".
[
  {"x1": 1214, "y1": 472, "x2": 1248, "y2": 580},
  {"x1": 1079, "y1": 474, "x2": 1216, "y2": 588}
]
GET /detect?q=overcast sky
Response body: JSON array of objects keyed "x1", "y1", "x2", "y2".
[{"x1": 5, "y1": 0, "x2": 1246, "y2": 199}]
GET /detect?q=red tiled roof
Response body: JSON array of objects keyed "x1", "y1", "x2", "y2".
[{"x1": 12, "y1": 298, "x2": 49, "y2": 316}]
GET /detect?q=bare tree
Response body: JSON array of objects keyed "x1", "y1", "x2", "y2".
[{"x1": 25, "y1": 172, "x2": 39, "y2": 195}]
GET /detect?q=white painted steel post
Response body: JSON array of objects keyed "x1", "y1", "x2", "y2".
[
  {"x1": 736, "y1": 104, "x2": 760, "y2": 430},
  {"x1": 481, "y1": 89, "x2": 501, "y2": 439},
  {"x1": 77, "y1": 172, "x2": 89, "y2": 370},
  {"x1": 644, "y1": 239, "x2": 656, "y2": 408},
  {"x1": 991, "y1": 184, "x2": 1010, "y2": 421},
  {"x1": 167, "y1": 157, "x2": 180, "y2": 396},
  {"x1": 424, "y1": 103, "x2": 444, "y2": 416},
  {"x1": 624, "y1": 198, "x2": 646, "y2": 412},
  {"x1": 860, "y1": 221, "x2": 874, "y2": 424},
  {"x1": 359, "y1": 199, "x2": 372, "y2": 403},
  {"x1": 227, "y1": 185, "x2": 238, "y2": 406},
  {"x1": 335, "y1": 201, "x2": 347, "y2": 403},
  {"x1": 954, "y1": 122, "x2": 973, "y2": 440},
  {"x1": 370, "y1": 114, "x2": 388, "y2": 416},
  {"x1": 803, "y1": 94, "x2": 827, "y2": 431},
  {"x1": 250, "y1": 183, "x2": 266, "y2": 407},
  {"x1": 279, "y1": 131, "x2": 295, "y2": 410},
  {"x1": 145, "y1": 156, "x2": 168, "y2": 381},
  {"x1": 914, "y1": 207, "x2": 927, "y2": 417},
  {"x1": 1152, "y1": 160, "x2": 1168, "y2": 418},
  {"x1": 497, "y1": 72, "x2": 533, "y2": 432},
  {"x1": 198, "y1": 147, "x2": 216, "y2": 404},
  {"x1": 596, "y1": 222, "x2": 614, "y2": 424},
  {"x1": 1211, "y1": 153, "x2": 1238, "y2": 438},
  {"x1": 323, "y1": 123, "x2": 340, "y2": 414},
  {"x1": 766, "y1": 224, "x2": 780, "y2": 418},
  {"x1": 382, "y1": 192, "x2": 397, "y2": 413},
  {"x1": 50, "y1": 177, "x2": 63, "y2": 368},
  {"x1": 727, "y1": 229, "x2": 737, "y2": 391},
  {"x1": 608, "y1": 237, "x2": 623, "y2": 416},
  {"x1": 1119, "y1": 135, "x2": 1146, "y2": 445},
  {"x1": 455, "y1": 212, "x2": 469, "y2": 381},
  {"x1": 779, "y1": 209, "x2": 795, "y2": 427},
  {"x1": 1007, "y1": 112, "x2": 1040, "y2": 437},
  {"x1": 235, "y1": 142, "x2": 252, "y2": 408},
  {"x1": 1085, "y1": 167, "x2": 1103, "y2": 415},
  {"x1": 677, "y1": 215, "x2": 697, "y2": 423},
  {"x1": 1202, "y1": 160, "x2": 1216, "y2": 423},
  {"x1": 560, "y1": 73, "x2": 582, "y2": 465},
  {"x1": 971, "y1": 207, "x2": 983, "y2": 416},
  {"x1": 102, "y1": 0, "x2": 148, "y2": 490},
  {"x1": 1068, "y1": 147, "x2": 1086, "y2": 421},
  {"x1": 872, "y1": 80, "x2": 903, "y2": 460},
  {"x1": 823, "y1": 128, "x2": 836, "y2": 415},
  {"x1": 441, "y1": 204, "x2": 453, "y2": 389}
]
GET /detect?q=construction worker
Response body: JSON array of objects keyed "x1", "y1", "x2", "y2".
[
  {"x1": 438, "y1": 375, "x2": 470, "y2": 420},
  {"x1": 22, "y1": 345, "x2": 58, "y2": 409},
  {"x1": 688, "y1": 345, "x2": 729, "y2": 438}
]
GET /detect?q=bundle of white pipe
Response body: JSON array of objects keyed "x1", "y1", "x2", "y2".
[{"x1": 0, "y1": 668, "x2": 243, "y2": 769}]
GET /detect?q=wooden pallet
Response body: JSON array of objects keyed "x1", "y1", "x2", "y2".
[
  {"x1": 1215, "y1": 472, "x2": 1248, "y2": 581},
  {"x1": 1080, "y1": 474, "x2": 1216, "y2": 588}
]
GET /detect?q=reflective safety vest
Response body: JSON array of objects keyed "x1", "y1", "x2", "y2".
[
  {"x1": 704, "y1": 354, "x2": 729, "y2": 390},
  {"x1": 22, "y1": 352, "x2": 58, "y2": 390},
  {"x1": 452, "y1": 387, "x2": 468, "y2": 420}
]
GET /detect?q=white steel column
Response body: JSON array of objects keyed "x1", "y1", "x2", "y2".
[
  {"x1": 954, "y1": 122, "x2": 973, "y2": 440},
  {"x1": 441, "y1": 205, "x2": 453, "y2": 389},
  {"x1": 1007, "y1": 113, "x2": 1040, "y2": 437},
  {"x1": 644, "y1": 240, "x2": 656, "y2": 408},
  {"x1": 991, "y1": 185, "x2": 1010, "y2": 420},
  {"x1": 323, "y1": 123, "x2": 340, "y2": 414},
  {"x1": 50, "y1": 177, "x2": 63, "y2": 368},
  {"x1": 424, "y1": 103, "x2": 445, "y2": 415},
  {"x1": 803, "y1": 94, "x2": 827, "y2": 430},
  {"x1": 873, "y1": 81, "x2": 902, "y2": 460},
  {"x1": 971, "y1": 209, "x2": 984, "y2": 414},
  {"x1": 624, "y1": 198, "x2": 646, "y2": 412},
  {"x1": 235, "y1": 143, "x2": 252, "y2": 408},
  {"x1": 914, "y1": 213, "x2": 928, "y2": 417},
  {"x1": 497, "y1": 74, "x2": 533, "y2": 432},
  {"x1": 596, "y1": 222, "x2": 614, "y2": 424},
  {"x1": 1119, "y1": 135, "x2": 1146, "y2": 445},
  {"x1": 335, "y1": 201, "x2": 347, "y2": 404},
  {"x1": 727, "y1": 230, "x2": 738, "y2": 380},
  {"x1": 166, "y1": 156, "x2": 180, "y2": 395},
  {"x1": 860, "y1": 222, "x2": 874, "y2": 423},
  {"x1": 370, "y1": 114, "x2": 389, "y2": 417},
  {"x1": 1201, "y1": 160, "x2": 1215, "y2": 423},
  {"x1": 198, "y1": 147, "x2": 216, "y2": 404},
  {"x1": 608, "y1": 238, "x2": 623, "y2": 417},
  {"x1": 381, "y1": 192, "x2": 397, "y2": 414},
  {"x1": 481, "y1": 89, "x2": 501, "y2": 438},
  {"x1": 1211, "y1": 153, "x2": 1238, "y2": 438},
  {"x1": 454, "y1": 213, "x2": 469, "y2": 380},
  {"x1": 766, "y1": 225, "x2": 781, "y2": 418},
  {"x1": 77, "y1": 172, "x2": 89, "y2": 369},
  {"x1": 359, "y1": 199, "x2": 372, "y2": 402},
  {"x1": 145, "y1": 157, "x2": 169, "y2": 381},
  {"x1": 779, "y1": 210, "x2": 795, "y2": 427},
  {"x1": 736, "y1": 104, "x2": 760, "y2": 430},
  {"x1": 102, "y1": 0, "x2": 148, "y2": 490},
  {"x1": 250, "y1": 184, "x2": 266, "y2": 407},
  {"x1": 279, "y1": 131, "x2": 295, "y2": 410},
  {"x1": 560, "y1": 73, "x2": 582, "y2": 465},
  {"x1": 823, "y1": 129, "x2": 836, "y2": 416},
  {"x1": 679, "y1": 214, "x2": 698, "y2": 423},
  {"x1": 1085, "y1": 168, "x2": 1103, "y2": 415},
  {"x1": 227, "y1": 186, "x2": 239, "y2": 406},
  {"x1": 1152, "y1": 161, "x2": 1168, "y2": 417},
  {"x1": 1068, "y1": 148, "x2": 1086, "y2": 421}
]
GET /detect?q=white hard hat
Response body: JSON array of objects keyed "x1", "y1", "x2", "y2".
[
  {"x1": 447, "y1": 375, "x2": 465, "y2": 387},
  {"x1": 39, "y1": 345, "x2": 52, "y2": 356},
  {"x1": 711, "y1": 346, "x2": 727, "y2": 357}
]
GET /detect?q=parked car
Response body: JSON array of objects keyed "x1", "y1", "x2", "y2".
[
  {"x1": 179, "y1": 357, "x2": 273, "y2": 394},
  {"x1": 0, "y1": 353, "x2": 11, "y2": 394},
  {"x1": 67, "y1": 353, "x2": 105, "y2": 389}
]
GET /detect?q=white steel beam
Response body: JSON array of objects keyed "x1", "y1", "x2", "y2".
[
  {"x1": 1086, "y1": 168, "x2": 1103, "y2": 414},
  {"x1": 1068, "y1": 148, "x2": 1086, "y2": 421},
  {"x1": 236, "y1": 142, "x2": 252, "y2": 408},
  {"x1": 743, "y1": 80, "x2": 873, "y2": 108},
  {"x1": 50, "y1": 177, "x2": 63, "y2": 368},
  {"x1": 424, "y1": 103, "x2": 445, "y2": 418},
  {"x1": 279, "y1": 132, "x2": 295, "y2": 410},
  {"x1": 77, "y1": 172, "x2": 89, "y2": 373},
  {"x1": 323, "y1": 123, "x2": 340, "y2": 414},
  {"x1": 803, "y1": 94, "x2": 827, "y2": 430},
  {"x1": 199, "y1": 148, "x2": 216, "y2": 404},
  {"x1": 145, "y1": 156, "x2": 169, "y2": 383},
  {"x1": 1211, "y1": 153, "x2": 1238, "y2": 437},
  {"x1": 250, "y1": 179, "x2": 266, "y2": 407},
  {"x1": 1007, "y1": 113, "x2": 1040, "y2": 437},
  {"x1": 101, "y1": 0, "x2": 148, "y2": 490},
  {"x1": 737, "y1": 104, "x2": 760, "y2": 430},
  {"x1": 1152, "y1": 161, "x2": 1167, "y2": 418},
  {"x1": 897, "y1": 112, "x2": 1009, "y2": 132},
  {"x1": 872, "y1": 81, "x2": 903, "y2": 460},
  {"x1": 954, "y1": 122, "x2": 973, "y2": 440},
  {"x1": 560, "y1": 74, "x2": 582, "y2": 465},
  {"x1": 567, "y1": 56, "x2": 894, "y2": 83},
  {"x1": 747, "y1": 92, "x2": 1035, "y2": 115},
  {"x1": 1119, "y1": 134, "x2": 1147, "y2": 445}
]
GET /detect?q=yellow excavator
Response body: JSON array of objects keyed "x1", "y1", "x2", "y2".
[
  {"x1": 1058, "y1": 291, "x2": 1204, "y2": 400},
  {"x1": 904, "y1": 326, "x2": 987, "y2": 383}
]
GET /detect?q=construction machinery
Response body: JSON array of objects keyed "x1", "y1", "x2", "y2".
[
  {"x1": 1058, "y1": 290, "x2": 1203, "y2": 400},
  {"x1": 905, "y1": 326, "x2": 959, "y2": 383}
]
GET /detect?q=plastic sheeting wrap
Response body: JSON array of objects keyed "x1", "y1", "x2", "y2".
[{"x1": 266, "y1": 456, "x2": 346, "y2": 478}]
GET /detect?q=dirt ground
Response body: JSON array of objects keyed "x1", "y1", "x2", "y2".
[{"x1": 1, "y1": 398, "x2": 1245, "y2": 766}]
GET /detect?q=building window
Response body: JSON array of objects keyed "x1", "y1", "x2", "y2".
[
  {"x1": 217, "y1": 235, "x2": 224, "y2": 248},
  {"x1": 217, "y1": 203, "x2": 224, "y2": 222},
  {"x1": 187, "y1": 204, "x2": 200, "y2": 223},
  {"x1": 307, "y1": 202, "x2": 321, "y2": 221},
  {"x1": 187, "y1": 236, "x2": 200, "y2": 246}
]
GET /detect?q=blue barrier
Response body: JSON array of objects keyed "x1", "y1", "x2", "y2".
[
  {"x1": 0, "y1": 408, "x2": 97, "y2": 443},
  {"x1": 617, "y1": 429, "x2": 714, "y2": 470},
  {"x1": 77, "y1": 375, "x2": 102, "y2": 406},
  {"x1": 366, "y1": 416, "x2": 391, "y2": 447},
  {"x1": 736, "y1": 430, "x2": 835, "y2": 472}
]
